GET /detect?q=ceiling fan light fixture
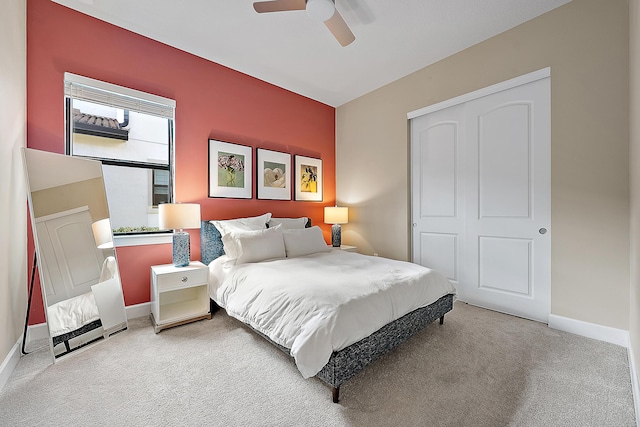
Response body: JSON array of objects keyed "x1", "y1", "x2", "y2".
[{"x1": 306, "y1": 0, "x2": 335, "y2": 22}]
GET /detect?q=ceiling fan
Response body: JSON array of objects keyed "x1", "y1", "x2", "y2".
[{"x1": 253, "y1": 0, "x2": 356, "y2": 47}]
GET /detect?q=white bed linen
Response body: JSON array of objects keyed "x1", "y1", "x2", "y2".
[
  {"x1": 47, "y1": 292, "x2": 100, "y2": 337},
  {"x1": 46, "y1": 256, "x2": 118, "y2": 338},
  {"x1": 208, "y1": 250, "x2": 456, "y2": 378}
]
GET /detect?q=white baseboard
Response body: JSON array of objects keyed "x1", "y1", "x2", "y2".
[
  {"x1": 125, "y1": 301, "x2": 151, "y2": 320},
  {"x1": 548, "y1": 314, "x2": 629, "y2": 347},
  {"x1": 0, "y1": 339, "x2": 22, "y2": 392}
]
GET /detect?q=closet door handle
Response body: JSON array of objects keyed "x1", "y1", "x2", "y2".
[{"x1": 539, "y1": 228, "x2": 547, "y2": 235}]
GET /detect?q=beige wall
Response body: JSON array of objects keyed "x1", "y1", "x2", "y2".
[
  {"x1": 0, "y1": 0, "x2": 27, "y2": 378},
  {"x1": 337, "y1": 0, "x2": 630, "y2": 329},
  {"x1": 30, "y1": 178, "x2": 109, "y2": 221},
  {"x1": 629, "y1": 0, "x2": 640, "y2": 403}
]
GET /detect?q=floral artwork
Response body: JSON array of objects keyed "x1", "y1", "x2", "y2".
[
  {"x1": 294, "y1": 155, "x2": 322, "y2": 201},
  {"x1": 218, "y1": 152, "x2": 245, "y2": 188},
  {"x1": 209, "y1": 139, "x2": 252, "y2": 199},
  {"x1": 263, "y1": 161, "x2": 286, "y2": 188},
  {"x1": 300, "y1": 164, "x2": 317, "y2": 193},
  {"x1": 257, "y1": 148, "x2": 291, "y2": 200}
]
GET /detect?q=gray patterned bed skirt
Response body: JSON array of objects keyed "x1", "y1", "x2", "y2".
[
  {"x1": 316, "y1": 293, "x2": 453, "y2": 389},
  {"x1": 240, "y1": 293, "x2": 454, "y2": 402},
  {"x1": 51, "y1": 319, "x2": 103, "y2": 357}
]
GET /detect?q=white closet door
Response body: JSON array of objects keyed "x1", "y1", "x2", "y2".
[
  {"x1": 411, "y1": 76, "x2": 550, "y2": 322},
  {"x1": 411, "y1": 104, "x2": 465, "y2": 285},
  {"x1": 463, "y1": 78, "x2": 550, "y2": 321},
  {"x1": 36, "y1": 207, "x2": 105, "y2": 306}
]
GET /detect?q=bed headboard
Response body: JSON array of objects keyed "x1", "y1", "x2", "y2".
[
  {"x1": 200, "y1": 218, "x2": 312, "y2": 266},
  {"x1": 200, "y1": 221, "x2": 225, "y2": 266}
]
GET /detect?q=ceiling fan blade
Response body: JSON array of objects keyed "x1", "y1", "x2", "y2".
[
  {"x1": 324, "y1": 10, "x2": 355, "y2": 47},
  {"x1": 253, "y1": 0, "x2": 306, "y2": 13}
]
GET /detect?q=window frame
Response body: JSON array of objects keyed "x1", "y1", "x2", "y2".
[{"x1": 63, "y1": 73, "x2": 176, "y2": 244}]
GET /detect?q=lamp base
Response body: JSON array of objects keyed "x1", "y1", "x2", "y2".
[
  {"x1": 331, "y1": 224, "x2": 341, "y2": 247},
  {"x1": 173, "y1": 231, "x2": 190, "y2": 267}
]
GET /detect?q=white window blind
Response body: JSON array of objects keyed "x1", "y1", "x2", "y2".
[{"x1": 64, "y1": 72, "x2": 175, "y2": 119}]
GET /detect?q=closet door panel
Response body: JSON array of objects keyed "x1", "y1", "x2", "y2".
[{"x1": 478, "y1": 103, "x2": 531, "y2": 219}]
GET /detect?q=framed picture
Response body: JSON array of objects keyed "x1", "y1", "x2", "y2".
[
  {"x1": 257, "y1": 148, "x2": 291, "y2": 200},
  {"x1": 208, "y1": 139, "x2": 252, "y2": 199},
  {"x1": 294, "y1": 155, "x2": 323, "y2": 201}
]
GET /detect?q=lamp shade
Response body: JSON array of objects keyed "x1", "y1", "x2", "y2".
[
  {"x1": 324, "y1": 206, "x2": 348, "y2": 224},
  {"x1": 92, "y1": 218, "x2": 113, "y2": 249},
  {"x1": 158, "y1": 203, "x2": 201, "y2": 230}
]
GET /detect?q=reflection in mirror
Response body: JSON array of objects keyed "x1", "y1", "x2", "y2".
[{"x1": 22, "y1": 148, "x2": 127, "y2": 361}]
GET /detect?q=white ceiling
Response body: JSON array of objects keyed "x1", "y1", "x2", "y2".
[{"x1": 52, "y1": 0, "x2": 571, "y2": 107}]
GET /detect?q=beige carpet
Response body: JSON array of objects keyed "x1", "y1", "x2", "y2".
[{"x1": 1, "y1": 302, "x2": 636, "y2": 426}]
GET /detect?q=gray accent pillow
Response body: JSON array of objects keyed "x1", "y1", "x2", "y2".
[{"x1": 268, "y1": 217, "x2": 308, "y2": 229}]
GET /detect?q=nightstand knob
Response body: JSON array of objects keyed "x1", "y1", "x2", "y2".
[{"x1": 181, "y1": 276, "x2": 188, "y2": 283}]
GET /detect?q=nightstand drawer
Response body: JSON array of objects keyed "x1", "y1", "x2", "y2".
[{"x1": 155, "y1": 267, "x2": 208, "y2": 292}]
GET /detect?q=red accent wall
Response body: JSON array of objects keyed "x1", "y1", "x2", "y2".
[{"x1": 26, "y1": 1, "x2": 336, "y2": 322}]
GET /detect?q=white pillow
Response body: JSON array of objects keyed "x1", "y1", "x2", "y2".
[
  {"x1": 210, "y1": 213, "x2": 272, "y2": 236},
  {"x1": 282, "y1": 226, "x2": 331, "y2": 258},
  {"x1": 221, "y1": 233, "x2": 242, "y2": 260},
  {"x1": 268, "y1": 217, "x2": 308, "y2": 230},
  {"x1": 233, "y1": 225, "x2": 286, "y2": 265},
  {"x1": 211, "y1": 213, "x2": 272, "y2": 256}
]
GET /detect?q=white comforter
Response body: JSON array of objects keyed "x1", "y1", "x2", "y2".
[
  {"x1": 208, "y1": 250, "x2": 456, "y2": 378},
  {"x1": 47, "y1": 292, "x2": 100, "y2": 337}
]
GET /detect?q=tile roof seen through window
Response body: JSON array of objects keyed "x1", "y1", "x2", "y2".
[{"x1": 72, "y1": 108, "x2": 129, "y2": 140}]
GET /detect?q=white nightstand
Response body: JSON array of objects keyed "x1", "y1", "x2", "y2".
[
  {"x1": 329, "y1": 245, "x2": 357, "y2": 253},
  {"x1": 150, "y1": 261, "x2": 211, "y2": 333}
]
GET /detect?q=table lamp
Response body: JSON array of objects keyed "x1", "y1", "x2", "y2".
[
  {"x1": 324, "y1": 206, "x2": 348, "y2": 247},
  {"x1": 92, "y1": 218, "x2": 114, "y2": 249},
  {"x1": 159, "y1": 203, "x2": 201, "y2": 267}
]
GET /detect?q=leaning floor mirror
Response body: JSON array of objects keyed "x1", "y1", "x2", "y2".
[{"x1": 22, "y1": 148, "x2": 128, "y2": 361}]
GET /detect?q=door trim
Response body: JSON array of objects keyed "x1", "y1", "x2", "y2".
[
  {"x1": 407, "y1": 67, "x2": 550, "y2": 119},
  {"x1": 34, "y1": 205, "x2": 89, "y2": 224}
]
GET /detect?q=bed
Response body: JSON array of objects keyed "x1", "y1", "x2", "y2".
[{"x1": 201, "y1": 215, "x2": 456, "y2": 402}]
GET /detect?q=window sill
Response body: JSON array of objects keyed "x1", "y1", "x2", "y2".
[{"x1": 114, "y1": 233, "x2": 172, "y2": 247}]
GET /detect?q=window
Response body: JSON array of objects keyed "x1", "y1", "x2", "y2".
[
  {"x1": 152, "y1": 169, "x2": 170, "y2": 206},
  {"x1": 64, "y1": 73, "x2": 175, "y2": 235}
]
